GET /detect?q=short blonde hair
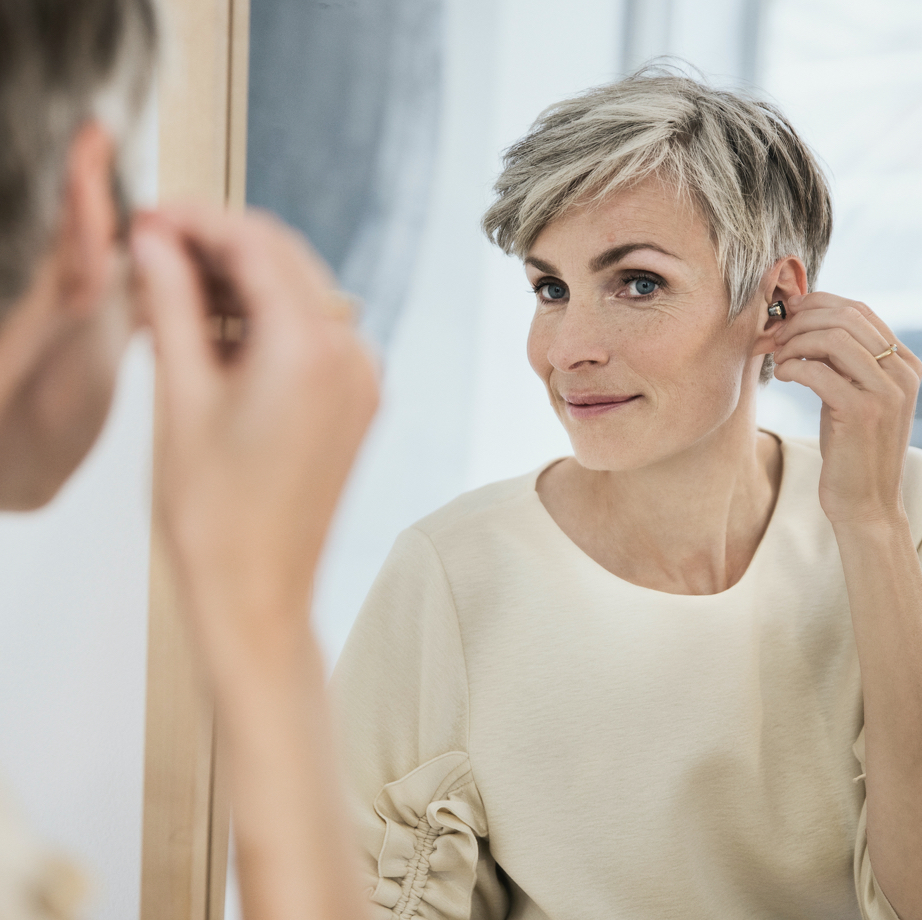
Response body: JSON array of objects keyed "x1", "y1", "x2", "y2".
[{"x1": 482, "y1": 67, "x2": 833, "y2": 382}]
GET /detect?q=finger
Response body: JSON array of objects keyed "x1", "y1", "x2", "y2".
[
  {"x1": 773, "y1": 305, "x2": 891, "y2": 358},
  {"x1": 155, "y1": 205, "x2": 337, "y2": 329},
  {"x1": 322, "y1": 290, "x2": 362, "y2": 324},
  {"x1": 158, "y1": 205, "x2": 364, "y2": 331},
  {"x1": 879, "y1": 337, "x2": 922, "y2": 377},
  {"x1": 898, "y1": 345, "x2": 922, "y2": 381},
  {"x1": 773, "y1": 356, "x2": 856, "y2": 408},
  {"x1": 772, "y1": 327, "x2": 893, "y2": 389},
  {"x1": 131, "y1": 216, "x2": 215, "y2": 395},
  {"x1": 779, "y1": 294, "x2": 922, "y2": 380},
  {"x1": 785, "y1": 293, "x2": 900, "y2": 355}
]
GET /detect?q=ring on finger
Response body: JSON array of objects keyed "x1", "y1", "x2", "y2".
[{"x1": 873, "y1": 343, "x2": 899, "y2": 361}]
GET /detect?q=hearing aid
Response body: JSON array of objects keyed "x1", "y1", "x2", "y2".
[{"x1": 767, "y1": 301, "x2": 786, "y2": 320}]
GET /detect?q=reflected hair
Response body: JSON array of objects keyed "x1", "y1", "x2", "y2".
[
  {"x1": 482, "y1": 65, "x2": 833, "y2": 383},
  {"x1": 0, "y1": 0, "x2": 159, "y2": 318}
]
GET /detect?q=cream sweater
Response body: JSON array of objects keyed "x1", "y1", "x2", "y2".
[{"x1": 333, "y1": 436, "x2": 922, "y2": 920}]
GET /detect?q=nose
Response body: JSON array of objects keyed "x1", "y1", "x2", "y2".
[{"x1": 545, "y1": 297, "x2": 610, "y2": 372}]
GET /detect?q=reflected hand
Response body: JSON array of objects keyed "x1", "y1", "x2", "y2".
[{"x1": 771, "y1": 292, "x2": 921, "y2": 526}]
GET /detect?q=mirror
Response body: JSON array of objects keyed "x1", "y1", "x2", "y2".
[{"x1": 231, "y1": 0, "x2": 922, "y2": 914}]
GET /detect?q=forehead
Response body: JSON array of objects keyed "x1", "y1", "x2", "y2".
[{"x1": 526, "y1": 176, "x2": 715, "y2": 270}]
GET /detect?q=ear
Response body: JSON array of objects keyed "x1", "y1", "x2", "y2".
[
  {"x1": 52, "y1": 120, "x2": 121, "y2": 319},
  {"x1": 750, "y1": 256, "x2": 808, "y2": 357}
]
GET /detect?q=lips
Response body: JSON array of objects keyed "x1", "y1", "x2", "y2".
[{"x1": 562, "y1": 393, "x2": 641, "y2": 419}]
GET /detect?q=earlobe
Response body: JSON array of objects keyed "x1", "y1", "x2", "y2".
[{"x1": 54, "y1": 121, "x2": 121, "y2": 319}]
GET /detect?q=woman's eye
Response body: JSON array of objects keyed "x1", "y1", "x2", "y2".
[
  {"x1": 627, "y1": 277, "x2": 658, "y2": 296},
  {"x1": 539, "y1": 282, "x2": 567, "y2": 301}
]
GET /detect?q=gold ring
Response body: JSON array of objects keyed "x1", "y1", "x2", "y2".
[{"x1": 873, "y1": 343, "x2": 899, "y2": 361}]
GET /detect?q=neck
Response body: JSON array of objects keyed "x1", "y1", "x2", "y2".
[{"x1": 538, "y1": 409, "x2": 783, "y2": 595}]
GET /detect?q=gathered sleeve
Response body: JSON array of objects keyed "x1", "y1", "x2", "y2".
[
  {"x1": 852, "y1": 728, "x2": 901, "y2": 920},
  {"x1": 331, "y1": 528, "x2": 509, "y2": 920}
]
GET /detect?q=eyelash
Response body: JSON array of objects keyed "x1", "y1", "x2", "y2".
[
  {"x1": 529, "y1": 271, "x2": 665, "y2": 304},
  {"x1": 530, "y1": 278, "x2": 566, "y2": 304},
  {"x1": 621, "y1": 271, "x2": 664, "y2": 300}
]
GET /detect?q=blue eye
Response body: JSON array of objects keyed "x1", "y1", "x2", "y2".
[
  {"x1": 540, "y1": 282, "x2": 567, "y2": 300},
  {"x1": 629, "y1": 277, "x2": 658, "y2": 296}
]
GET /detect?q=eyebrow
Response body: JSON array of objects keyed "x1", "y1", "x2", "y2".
[{"x1": 525, "y1": 242, "x2": 680, "y2": 276}]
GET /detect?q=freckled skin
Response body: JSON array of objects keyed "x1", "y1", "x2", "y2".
[{"x1": 525, "y1": 177, "x2": 765, "y2": 472}]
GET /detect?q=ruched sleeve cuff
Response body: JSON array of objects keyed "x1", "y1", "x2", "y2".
[
  {"x1": 369, "y1": 751, "x2": 487, "y2": 920},
  {"x1": 852, "y1": 728, "x2": 901, "y2": 920}
]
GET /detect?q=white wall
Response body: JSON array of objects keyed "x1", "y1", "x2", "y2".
[{"x1": 0, "y1": 109, "x2": 157, "y2": 919}]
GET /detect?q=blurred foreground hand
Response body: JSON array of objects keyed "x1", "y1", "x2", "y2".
[
  {"x1": 131, "y1": 206, "x2": 378, "y2": 663},
  {"x1": 131, "y1": 205, "x2": 378, "y2": 920}
]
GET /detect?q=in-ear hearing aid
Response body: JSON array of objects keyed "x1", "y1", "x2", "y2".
[{"x1": 767, "y1": 301, "x2": 786, "y2": 319}]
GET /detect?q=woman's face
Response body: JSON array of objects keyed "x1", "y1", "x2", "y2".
[{"x1": 525, "y1": 176, "x2": 766, "y2": 472}]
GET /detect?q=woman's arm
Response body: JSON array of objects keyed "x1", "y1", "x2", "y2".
[
  {"x1": 834, "y1": 517, "x2": 922, "y2": 920},
  {"x1": 132, "y1": 207, "x2": 378, "y2": 920},
  {"x1": 331, "y1": 526, "x2": 509, "y2": 920},
  {"x1": 772, "y1": 292, "x2": 922, "y2": 920}
]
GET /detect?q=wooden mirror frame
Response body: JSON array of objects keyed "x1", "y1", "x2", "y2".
[{"x1": 140, "y1": 1, "x2": 249, "y2": 917}]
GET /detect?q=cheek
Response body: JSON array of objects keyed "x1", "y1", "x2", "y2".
[
  {"x1": 632, "y1": 316, "x2": 739, "y2": 402},
  {"x1": 658, "y1": 327, "x2": 749, "y2": 422},
  {"x1": 526, "y1": 314, "x2": 551, "y2": 380}
]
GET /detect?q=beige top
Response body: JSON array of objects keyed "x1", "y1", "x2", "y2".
[{"x1": 333, "y1": 436, "x2": 922, "y2": 920}]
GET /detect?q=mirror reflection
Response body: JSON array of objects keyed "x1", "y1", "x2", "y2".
[
  {"x1": 245, "y1": 0, "x2": 922, "y2": 681},
  {"x1": 235, "y1": 0, "x2": 922, "y2": 918}
]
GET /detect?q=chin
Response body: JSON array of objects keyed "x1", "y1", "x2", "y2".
[
  {"x1": 568, "y1": 434, "x2": 658, "y2": 473},
  {"x1": 555, "y1": 400, "x2": 670, "y2": 473},
  {"x1": 567, "y1": 417, "x2": 716, "y2": 472}
]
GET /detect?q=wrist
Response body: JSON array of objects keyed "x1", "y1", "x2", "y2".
[
  {"x1": 831, "y1": 511, "x2": 913, "y2": 544},
  {"x1": 178, "y1": 570, "x2": 320, "y2": 693}
]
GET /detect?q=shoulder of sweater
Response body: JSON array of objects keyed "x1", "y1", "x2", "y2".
[{"x1": 408, "y1": 464, "x2": 556, "y2": 543}]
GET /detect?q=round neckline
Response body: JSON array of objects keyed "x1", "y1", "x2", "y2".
[{"x1": 525, "y1": 430, "x2": 795, "y2": 600}]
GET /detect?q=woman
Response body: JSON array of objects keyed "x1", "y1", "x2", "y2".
[{"x1": 333, "y1": 71, "x2": 922, "y2": 919}]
